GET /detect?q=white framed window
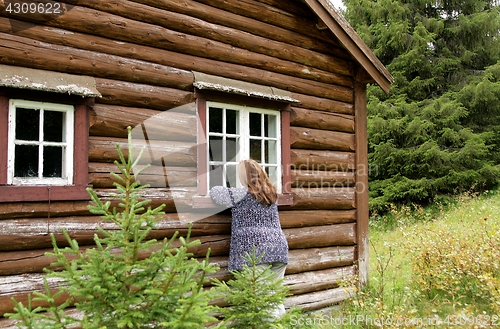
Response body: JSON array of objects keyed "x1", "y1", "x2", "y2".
[
  {"x1": 206, "y1": 101, "x2": 281, "y2": 191},
  {"x1": 7, "y1": 99, "x2": 74, "y2": 185}
]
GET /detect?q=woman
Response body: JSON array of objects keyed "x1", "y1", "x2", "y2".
[{"x1": 209, "y1": 159, "x2": 289, "y2": 318}]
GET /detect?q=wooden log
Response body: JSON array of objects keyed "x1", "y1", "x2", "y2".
[
  {"x1": 0, "y1": 185, "x2": 357, "y2": 219},
  {"x1": 279, "y1": 210, "x2": 356, "y2": 228},
  {"x1": 0, "y1": 32, "x2": 193, "y2": 91},
  {"x1": 207, "y1": 246, "x2": 356, "y2": 278},
  {"x1": 0, "y1": 201, "x2": 92, "y2": 220},
  {"x1": 255, "y1": 0, "x2": 319, "y2": 17},
  {"x1": 0, "y1": 210, "x2": 355, "y2": 251},
  {"x1": 0, "y1": 233, "x2": 231, "y2": 276},
  {"x1": 0, "y1": 18, "x2": 352, "y2": 95},
  {"x1": 285, "y1": 286, "x2": 352, "y2": 311},
  {"x1": 0, "y1": 222, "x2": 354, "y2": 275},
  {"x1": 193, "y1": 0, "x2": 342, "y2": 48},
  {"x1": 89, "y1": 162, "x2": 197, "y2": 188},
  {"x1": 0, "y1": 213, "x2": 231, "y2": 251},
  {"x1": 286, "y1": 223, "x2": 356, "y2": 249},
  {"x1": 0, "y1": 275, "x2": 69, "y2": 317},
  {"x1": 290, "y1": 107, "x2": 354, "y2": 133},
  {"x1": 89, "y1": 104, "x2": 196, "y2": 141},
  {"x1": 92, "y1": 188, "x2": 192, "y2": 213},
  {"x1": 285, "y1": 266, "x2": 356, "y2": 295},
  {"x1": 57, "y1": 0, "x2": 353, "y2": 81},
  {"x1": 291, "y1": 149, "x2": 356, "y2": 171},
  {"x1": 290, "y1": 127, "x2": 355, "y2": 152},
  {"x1": 88, "y1": 136, "x2": 197, "y2": 167},
  {"x1": 293, "y1": 93, "x2": 354, "y2": 115},
  {"x1": 94, "y1": 78, "x2": 195, "y2": 111},
  {"x1": 291, "y1": 169, "x2": 355, "y2": 188},
  {"x1": 287, "y1": 246, "x2": 356, "y2": 274},
  {"x1": 0, "y1": 265, "x2": 355, "y2": 317},
  {"x1": 0, "y1": 4, "x2": 353, "y2": 102},
  {"x1": 132, "y1": 0, "x2": 345, "y2": 57},
  {"x1": 291, "y1": 187, "x2": 356, "y2": 210},
  {"x1": 0, "y1": 250, "x2": 354, "y2": 318}
]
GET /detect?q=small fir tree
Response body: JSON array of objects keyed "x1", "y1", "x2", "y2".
[
  {"x1": 213, "y1": 249, "x2": 297, "y2": 329},
  {"x1": 7, "y1": 127, "x2": 218, "y2": 328}
]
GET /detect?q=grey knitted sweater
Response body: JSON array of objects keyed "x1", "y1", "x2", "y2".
[{"x1": 209, "y1": 186, "x2": 289, "y2": 271}]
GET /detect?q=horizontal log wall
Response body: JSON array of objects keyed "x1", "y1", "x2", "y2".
[{"x1": 0, "y1": 0, "x2": 362, "y2": 320}]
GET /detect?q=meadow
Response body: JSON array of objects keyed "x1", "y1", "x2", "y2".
[{"x1": 308, "y1": 191, "x2": 500, "y2": 328}]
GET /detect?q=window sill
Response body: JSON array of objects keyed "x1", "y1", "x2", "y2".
[
  {"x1": 191, "y1": 193, "x2": 294, "y2": 209},
  {"x1": 0, "y1": 185, "x2": 91, "y2": 202}
]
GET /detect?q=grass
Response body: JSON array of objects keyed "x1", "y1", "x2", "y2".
[{"x1": 297, "y1": 190, "x2": 500, "y2": 328}]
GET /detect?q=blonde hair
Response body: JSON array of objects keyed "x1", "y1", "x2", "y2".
[{"x1": 238, "y1": 159, "x2": 278, "y2": 205}]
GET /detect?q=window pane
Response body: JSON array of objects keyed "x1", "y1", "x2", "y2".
[
  {"x1": 250, "y1": 139, "x2": 261, "y2": 162},
  {"x1": 226, "y1": 137, "x2": 238, "y2": 162},
  {"x1": 16, "y1": 108, "x2": 39, "y2": 141},
  {"x1": 226, "y1": 164, "x2": 237, "y2": 188},
  {"x1": 209, "y1": 164, "x2": 223, "y2": 188},
  {"x1": 265, "y1": 140, "x2": 278, "y2": 164},
  {"x1": 209, "y1": 136, "x2": 223, "y2": 162},
  {"x1": 209, "y1": 107, "x2": 223, "y2": 133},
  {"x1": 249, "y1": 112, "x2": 261, "y2": 136},
  {"x1": 44, "y1": 111, "x2": 64, "y2": 142},
  {"x1": 43, "y1": 146, "x2": 63, "y2": 177},
  {"x1": 265, "y1": 166, "x2": 278, "y2": 186},
  {"x1": 264, "y1": 114, "x2": 277, "y2": 138},
  {"x1": 226, "y1": 109, "x2": 237, "y2": 134},
  {"x1": 14, "y1": 145, "x2": 39, "y2": 177}
]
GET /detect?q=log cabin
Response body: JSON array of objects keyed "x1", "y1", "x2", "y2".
[{"x1": 0, "y1": 0, "x2": 393, "y2": 325}]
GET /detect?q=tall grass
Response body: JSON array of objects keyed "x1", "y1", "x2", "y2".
[{"x1": 309, "y1": 190, "x2": 500, "y2": 328}]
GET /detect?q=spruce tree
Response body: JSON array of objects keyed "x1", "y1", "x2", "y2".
[
  {"x1": 7, "y1": 127, "x2": 218, "y2": 328},
  {"x1": 342, "y1": 0, "x2": 500, "y2": 210},
  {"x1": 213, "y1": 249, "x2": 294, "y2": 329}
]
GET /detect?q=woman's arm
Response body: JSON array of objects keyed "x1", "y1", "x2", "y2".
[{"x1": 209, "y1": 186, "x2": 247, "y2": 207}]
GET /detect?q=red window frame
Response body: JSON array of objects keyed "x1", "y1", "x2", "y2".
[
  {"x1": 193, "y1": 90, "x2": 293, "y2": 207},
  {"x1": 0, "y1": 88, "x2": 92, "y2": 202}
]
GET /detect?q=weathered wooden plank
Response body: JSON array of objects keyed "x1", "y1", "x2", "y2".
[
  {"x1": 0, "y1": 210, "x2": 354, "y2": 251},
  {"x1": 0, "y1": 201, "x2": 92, "y2": 220},
  {"x1": 287, "y1": 246, "x2": 356, "y2": 274},
  {"x1": 193, "y1": 0, "x2": 342, "y2": 48},
  {"x1": 279, "y1": 210, "x2": 356, "y2": 228},
  {"x1": 291, "y1": 187, "x2": 356, "y2": 210},
  {"x1": 354, "y1": 77, "x2": 370, "y2": 285},
  {"x1": 292, "y1": 93, "x2": 354, "y2": 115},
  {"x1": 89, "y1": 163, "x2": 197, "y2": 188},
  {"x1": 0, "y1": 223, "x2": 354, "y2": 275},
  {"x1": 0, "y1": 213, "x2": 231, "y2": 251},
  {"x1": 89, "y1": 104, "x2": 196, "y2": 141},
  {"x1": 0, "y1": 32, "x2": 193, "y2": 90},
  {"x1": 0, "y1": 18, "x2": 352, "y2": 95},
  {"x1": 88, "y1": 136, "x2": 197, "y2": 167},
  {"x1": 290, "y1": 127, "x2": 355, "y2": 152},
  {"x1": 132, "y1": 0, "x2": 343, "y2": 57},
  {"x1": 291, "y1": 169, "x2": 355, "y2": 188},
  {"x1": 285, "y1": 266, "x2": 356, "y2": 295},
  {"x1": 0, "y1": 265, "x2": 355, "y2": 317},
  {"x1": 286, "y1": 223, "x2": 356, "y2": 249},
  {"x1": 290, "y1": 107, "x2": 354, "y2": 133},
  {"x1": 94, "y1": 78, "x2": 195, "y2": 111},
  {"x1": 285, "y1": 286, "x2": 353, "y2": 311},
  {"x1": 57, "y1": 0, "x2": 353, "y2": 81},
  {"x1": 0, "y1": 249, "x2": 355, "y2": 318},
  {"x1": 291, "y1": 149, "x2": 356, "y2": 171},
  {"x1": 0, "y1": 6, "x2": 353, "y2": 102}
]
